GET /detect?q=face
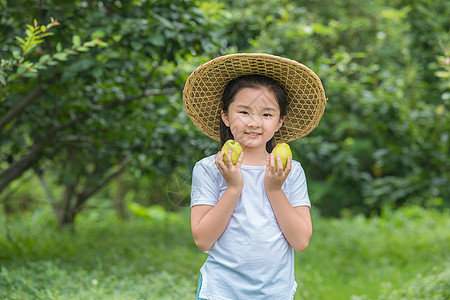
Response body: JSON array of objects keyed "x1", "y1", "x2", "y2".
[{"x1": 221, "y1": 87, "x2": 284, "y2": 151}]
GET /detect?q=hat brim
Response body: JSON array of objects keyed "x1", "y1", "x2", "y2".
[{"x1": 183, "y1": 53, "x2": 327, "y2": 143}]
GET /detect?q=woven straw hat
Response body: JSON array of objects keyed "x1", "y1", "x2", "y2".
[{"x1": 183, "y1": 53, "x2": 327, "y2": 143}]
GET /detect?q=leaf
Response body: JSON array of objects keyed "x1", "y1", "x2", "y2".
[
  {"x1": 26, "y1": 45, "x2": 38, "y2": 54},
  {"x1": 83, "y1": 40, "x2": 98, "y2": 47},
  {"x1": 41, "y1": 33, "x2": 54, "y2": 38},
  {"x1": 72, "y1": 35, "x2": 81, "y2": 46},
  {"x1": 91, "y1": 29, "x2": 105, "y2": 39},
  {"x1": 34, "y1": 64, "x2": 48, "y2": 70},
  {"x1": 23, "y1": 70, "x2": 38, "y2": 78},
  {"x1": 149, "y1": 34, "x2": 165, "y2": 47},
  {"x1": 153, "y1": 14, "x2": 175, "y2": 30},
  {"x1": 435, "y1": 71, "x2": 450, "y2": 78},
  {"x1": 15, "y1": 36, "x2": 26, "y2": 45},
  {"x1": 25, "y1": 29, "x2": 33, "y2": 38},
  {"x1": 30, "y1": 40, "x2": 44, "y2": 46},
  {"x1": 54, "y1": 53, "x2": 68, "y2": 61},
  {"x1": 12, "y1": 51, "x2": 21, "y2": 59},
  {"x1": 56, "y1": 42, "x2": 62, "y2": 52},
  {"x1": 7, "y1": 73, "x2": 18, "y2": 82},
  {"x1": 16, "y1": 66, "x2": 28, "y2": 75},
  {"x1": 38, "y1": 54, "x2": 51, "y2": 63},
  {"x1": 96, "y1": 40, "x2": 108, "y2": 48},
  {"x1": 131, "y1": 41, "x2": 143, "y2": 50},
  {"x1": 76, "y1": 46, "x2": 90, "y2": 52},
  {"x1": 112, "y1": 34, "x2": 122, "y2": 42}
]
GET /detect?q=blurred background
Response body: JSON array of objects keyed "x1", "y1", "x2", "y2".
[{"x1": 0, "y1": 0, "x2": 449, "y2": 299}]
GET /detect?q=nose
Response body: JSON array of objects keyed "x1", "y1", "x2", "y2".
[{"x1": 248, "y1": 114, "x2": 262, "y2": 128}]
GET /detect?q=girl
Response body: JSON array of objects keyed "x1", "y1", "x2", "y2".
[{"x1": 183, "y1": 53, "x2": 327, "y2": 299}]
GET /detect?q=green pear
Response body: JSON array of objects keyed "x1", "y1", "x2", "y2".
[
  {"x1": 272, "y1": 143, "x2": 292, "y2": 171},
  {"x1": 221, "y1": 139, "x2": 243, "y2": 165}
]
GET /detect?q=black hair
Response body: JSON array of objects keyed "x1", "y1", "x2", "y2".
[{"x1": 219, "y1": 74, "x2": 288, "y2": 153}]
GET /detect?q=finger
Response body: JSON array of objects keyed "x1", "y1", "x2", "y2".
[
  {"x1": 215, "y1": 151, "x2": 225, "y2": 169},
  {"x1": 226, "y1": 147, "x2": 233, "y2": 166},
  {"x1": 215, "y1": 150, "x2": 223, "y2": 162},
  {"x1": 269, "y1": 153, "x2": 276, "y2": 172},
  {"x1": 235, "y1": 152, "x2": 244, "y2": 167},
  {"x1": 276, "y1": 155, "x2": 283, "y2": 173},
  {"x1": 285, "y1": 156, "x2": 292, "y2": 174}
]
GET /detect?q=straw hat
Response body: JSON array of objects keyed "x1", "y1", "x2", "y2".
[{"x1": 183, "y1": 53, "x2": 327, "y2": 143}]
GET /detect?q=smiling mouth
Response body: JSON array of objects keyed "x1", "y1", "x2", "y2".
[{"x1": 245, "y1": 132, "x2": 262, "y2": 136}]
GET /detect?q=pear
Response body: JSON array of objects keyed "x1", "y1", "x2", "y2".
[
  {"x1": 272, "y1": 143, "x2": 292, "y2": 171},
  {"x1": 221, "y1": 139, "x2": 243, "y2": 165}
]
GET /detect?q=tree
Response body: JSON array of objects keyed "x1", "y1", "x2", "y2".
[
  {"x1": 202, "y1": 0, "x2": 450, "y2": 215},
  {"x1": 0, "y1": 0, "x2": 218, "y2": 226}
]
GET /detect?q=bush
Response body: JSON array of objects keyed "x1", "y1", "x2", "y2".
[
  {"x1": 0, "y1": 205, "x2": 448, "y2": 299},
  {"x1": 379, "y1": 264, "x2": 450, "y2": 299}
]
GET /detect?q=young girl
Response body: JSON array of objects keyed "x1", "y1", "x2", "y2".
[{"x1": 183, "y1": 53, "x2": 327, "y2": 299}]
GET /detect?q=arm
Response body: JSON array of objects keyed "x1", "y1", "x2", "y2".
[
  {"x1": 264, "y1": 154, "x2": 313, "y2": 253},
  {"x1": 265, "y1": 190, "x2": 312, "y2": 252},
  {"x1": 191, "y1": 149, "x2": 244, "y2": 251}
]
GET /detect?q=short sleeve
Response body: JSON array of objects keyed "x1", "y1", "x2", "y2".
[
  {"x1": 285, "y1": 160, "x2": 311, "y2": 208},
  {"x1": 190, "y1": 156, "x2": 220, "y2": 207}
]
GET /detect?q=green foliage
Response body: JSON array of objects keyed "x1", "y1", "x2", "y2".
[
  {"x1": 0, "y1": 18, "x2": 105, "y2": 88},
  {"x1": 1, "y1": 0, "x2": 449, "y2": 221},
  {"x1": 297, "y1": 206, "x2": 450, "y2": 299},
  {"x1": 0, "y1": 206, "x2": 448, "y2": 299},
  {"x1": 379, "y1": 264, "x2": 450, "y2": 300},
  {"x1": 0, "y1": 0, "x2": 219, "y2": 225},
  {"x1": 203, "y1": 0, "x2": 450, "y2": 215},
  {"x1": 0, "y1": 206, "x2": 200, "y2": 299},
  {"x1": 127, "y1": 201, "x2": 181, "y2": 223}
]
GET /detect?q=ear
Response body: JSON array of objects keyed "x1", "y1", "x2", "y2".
[
  {"x1": 276, "y1": 116, "x2": 285, "y2": 132},
  {"x1": 221, "y1": 110, "x2": 230, "y2": 127}
]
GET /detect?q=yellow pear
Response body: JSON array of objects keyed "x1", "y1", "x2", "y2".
[
  {"x1": 272, "y1": 143, "x2": 292, "y2": 171},
  {"x1": 221, "y1": 139, "x2": 243, "y2": 165}
]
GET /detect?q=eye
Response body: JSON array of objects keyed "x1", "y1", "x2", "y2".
[
  {"x1": 263, "y1": 113, "x2": 272, "y2": 117},
  {"x1": 240, "y1": 111, "x2": 249, "y2": 115}
]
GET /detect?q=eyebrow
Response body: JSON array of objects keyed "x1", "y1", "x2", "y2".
[{"x1": 236, "y1": 104, "x2": 277, "y2": 111}]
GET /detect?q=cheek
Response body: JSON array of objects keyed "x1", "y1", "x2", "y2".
[
  {"x1": 266, "y1": 119, "x2": 282, "y2": 132},
  {"x1": 229, "y1": 114, "x2": 245, "y2": 128}
]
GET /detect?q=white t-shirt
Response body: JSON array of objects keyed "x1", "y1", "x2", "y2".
[{"x1": 191, "y1": 155, "x2": 311, "y2": 300}]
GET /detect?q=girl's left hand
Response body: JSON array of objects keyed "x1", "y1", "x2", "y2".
[{"x1": 264, "y1": 153, "x2": 291, "y2": 192}]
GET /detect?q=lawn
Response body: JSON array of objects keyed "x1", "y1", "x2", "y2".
[{"x1": 1, "y1": 204, "x2": 449, "y2": 299}]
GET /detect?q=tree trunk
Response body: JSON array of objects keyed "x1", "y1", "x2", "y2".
[
  {"x1": 57, "y1": 208, "x2": 77, "y2": 229},
  {"x1": 54, "y1": 183, "x2": 77, "y2": 229},
  {"x1": 114, "y1": 173, "x2": 128, "y2": 220}
]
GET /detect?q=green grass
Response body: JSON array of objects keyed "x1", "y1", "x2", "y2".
[
  {"x1": 0, "y1": 205, "x2": 449, "y2": 299},
  {"x1": 297, "y1": 206, "x2": 450, "y2": 299}
]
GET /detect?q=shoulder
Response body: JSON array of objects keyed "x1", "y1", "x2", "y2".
[
  {"x1": 286, "y1": 159, "x2": 307, "y2": 182},
  {"x1": 194, "y1": 154, "x2": 217, "y2": 169},
  {"x1": 193, "y1": 154, "x2": 219, "y2": 177},
  {"x1": 290, "y1": 159, "x2": 305, "y2": 174}
]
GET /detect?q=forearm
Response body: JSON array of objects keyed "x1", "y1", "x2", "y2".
[
  {"x1": 266, "y1": 189, "x2": 312, "y2": 252},
  {"x1": 191, "y1": 187, "x2": 242, "y2": 251}
]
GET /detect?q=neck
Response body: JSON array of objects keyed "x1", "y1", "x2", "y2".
[{"x1": 241, "y1": 145, "x2": 268, "y2": 166}]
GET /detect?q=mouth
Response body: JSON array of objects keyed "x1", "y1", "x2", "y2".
[{"x1": 245, "y1": 131, "x2": 262, "y2": 137}]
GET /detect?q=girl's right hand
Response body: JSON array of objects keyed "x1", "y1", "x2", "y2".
[{"x1": 215, "y1": 148, "x2": 244, "y2": 190}]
